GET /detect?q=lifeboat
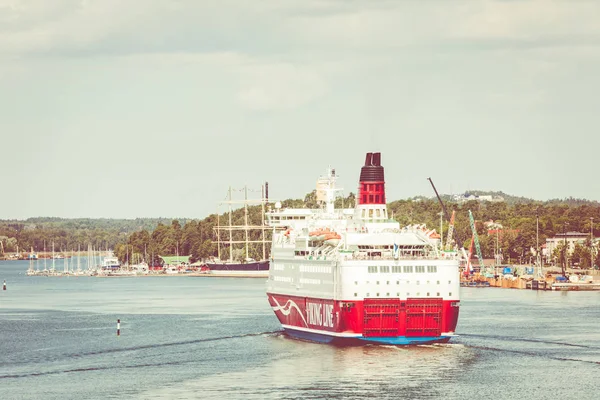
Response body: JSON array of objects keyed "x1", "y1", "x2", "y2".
[
  {"x1": 323, "y1": 232, "x2": 341, "y2": 247},
  {"x1": 309, "y1": 227, "x2": 332, "y2": 241}
]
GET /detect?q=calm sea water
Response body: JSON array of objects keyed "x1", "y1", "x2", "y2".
[{"x1": 1, "y1": 259, "x2": 598, "y2": 400}]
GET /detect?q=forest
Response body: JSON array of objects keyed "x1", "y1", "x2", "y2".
[{"x1": 1, "y1": 191, "x2": 599, "y2": 268}]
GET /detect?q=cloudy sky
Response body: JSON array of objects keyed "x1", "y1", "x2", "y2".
[{"x1": 1, "y1": 0, "x2": 599, "y2": 219}]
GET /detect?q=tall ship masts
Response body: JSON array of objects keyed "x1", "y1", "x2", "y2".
[{"x1": 208, "y1": 184, "x2": 271, "y2": 276}]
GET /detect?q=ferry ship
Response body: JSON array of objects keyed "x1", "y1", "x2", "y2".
[{"x1": 265, "y1": 152, "x2": 460, "y2": 345}]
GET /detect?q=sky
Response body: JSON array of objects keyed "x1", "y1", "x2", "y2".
[{"x1": 1, "y1": 0, "x2": 599, "y2": 220}]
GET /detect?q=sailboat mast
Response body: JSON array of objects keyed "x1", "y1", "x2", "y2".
[
  {"x1": 28, "y1": 247, "x2": 34, "y2": 274},
  {"x1": 64, "y1": 245, "x2": 68, "y2": 273}
]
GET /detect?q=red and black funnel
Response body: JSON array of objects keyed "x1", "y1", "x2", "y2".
[{"x1": 358, "y1": 152, "x2": 386, "y2": 205}]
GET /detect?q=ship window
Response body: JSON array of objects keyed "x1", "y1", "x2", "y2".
[
  {"x1": 396, "y1": 281, "x2": 399, "y2": 285},
  {"x1": 415, "y1": 266, "x2": 425, "y2": 273},
  {"x1": 386, "y1": 292, "x2": 390, "y2": 296},
  {"x1": 369, "y1": 195, "x2": 374, "y2": 203},
  {"x1": 437, "y1": 281, "x2": 440, "y2": 285},
  {"x1": 369, "y1": 209, "x2": 374, "y2": 218},
  {"x1": 427, "y1": 281, "x2": 430, "y2": 285},
  {"x1": 361, "y1": 209, "x2": 366, "y2": 218},
  {"x1": 366, "y1": 293, "x2": 370, "y2": 297},
  {"x1": 407, "y1": 292, "x2": 410, "y2": 296},
  {"x1": 427, "y1": 292, "x2": 430, "y2": 296},
  {"x1": 448, "y1": 280, "x2": 452, "y2": 284},
  {"x1": 403, "y1": 266, "x2": 413, "y2": 273},
  {"x1": 368, "y1": 266, "x2": 378, "y2": 273},
  {"x1": 354, "y1": 293, "x2": 358, "y2": 297},
  {"x1": 376, "y1": 281, "x2": 380, "y2": 285},
  {"x1": 417, "y1": 292, "x2": 420, "y2": 296},
  {"x1": 437, "y1": 292, "x2": 440, "y2": 297},
  {"x1": 449, "y1": 292, "x2": 452, "y2": 296},
  {"x1": 376, "y1": 293, "x2": 380, "y2": 296},
  {"x1": 417, "y1": 281, "x2": 420, "y2": 285},
  {"x1": 355, "y1": 281, "x2": 358, "y2": 285},
  {"x1": 386, "y1": 281, "x2": 390, "y2": 285},
  {"x1": 428, "y1": 266, "x2": 437, "y2": 273},
  {"x1": 380, "y1": 266, "x2": 390, "y2": 273}
]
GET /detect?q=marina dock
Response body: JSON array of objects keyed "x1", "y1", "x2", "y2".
[{"x1": 461, "y1": 268, "x2": 600, "y2": 291}]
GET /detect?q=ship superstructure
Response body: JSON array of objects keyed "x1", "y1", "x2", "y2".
[{"x1": 265, "y1": 152, "x2": 460, "y2": 345}]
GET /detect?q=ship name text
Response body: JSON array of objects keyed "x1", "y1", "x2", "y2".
[{"x1": 307, "y1": 302, "x2": 334, "y2": 328}]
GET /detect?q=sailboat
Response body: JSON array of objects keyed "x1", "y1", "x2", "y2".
[
  {"x1": 76, "y1": 245, "x2": 82, "y2": 275},
  {"x1": 50, "y1": 242, "x2": 56, "y2": 275},
  {"x1": 42, "y1": 241, "x2": 48, "y2": 275},
  {"x1": 26, "y1": 247, "x2": 35, "y2": 275},
  {"x1": 64, "y1": 246, "x2": 69, "y2": 275}
]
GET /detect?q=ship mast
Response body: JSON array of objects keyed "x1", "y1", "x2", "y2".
[
  {"x1": 214, "y1": 184, "x2": 272, "y2": 263},
  {"x1": 262, "y1": 183, "x2": 267, "y2": 261},
  {"x1": 216, "y1": 206, "x2": 221, "y2": 261},
  {"x1": 228, "y1": 186, "x2": 233, "y2": 263},
  {"x1": 244, "y1": 186, "x2": 249, "y2": 261}
]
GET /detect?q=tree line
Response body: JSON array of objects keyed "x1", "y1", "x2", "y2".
[{"x1": 2, "y1": 193, "x2": 599, "y2": 267}]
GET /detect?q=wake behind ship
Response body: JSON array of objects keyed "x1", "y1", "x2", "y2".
[{"x1": 265, "y1": 152, "x2": 460, "y2": 345}]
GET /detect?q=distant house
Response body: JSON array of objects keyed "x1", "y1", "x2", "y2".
[
  {"x1": 452, "y1": 192, "x2": 505, "y2": 203},
  {"x1": 485, "y1": 220, "x2": 519, "y2": 236},
  {"x1": 544, "y1": 232, "x2": 594, "y2": 260},
  {"x1": 159, "y1": 255, "x2": 191, "y2": 267}
]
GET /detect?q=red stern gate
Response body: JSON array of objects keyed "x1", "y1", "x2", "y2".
[{"x1": 362, "y1": 298, "x2": 443, "y2": 338}]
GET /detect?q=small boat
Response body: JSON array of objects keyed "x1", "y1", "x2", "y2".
[
  {"x1": 102, "y1": 254, "x2": 121, "y2": 270},
  {"x1": 164, "y1": 266, "x2": 180, "y2": 274},
  {"x1": 460, "y1": 281, "x2": 490, "y2": 288}
]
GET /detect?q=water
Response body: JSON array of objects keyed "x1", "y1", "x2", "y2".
[{"x1": 1, "y1": 260, "x2": 599, "y2": 399}]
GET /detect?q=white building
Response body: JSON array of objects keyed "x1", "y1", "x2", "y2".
[{"x1": 544, "y1": 231, "x2": 596, "y2": 263}]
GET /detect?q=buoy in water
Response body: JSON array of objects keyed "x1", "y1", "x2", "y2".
[
  {"x1": 117, "y1": 319, "x2": 120, "y2": 336},
  {"x1": 2, "y1": 280, "x2": 5, "y2": 291}
]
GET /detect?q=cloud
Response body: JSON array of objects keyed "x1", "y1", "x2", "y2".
[
  {"x1": 282, "y1": 0, "x2": 600, "y2": 52},
  {"x1": 3, "y1": 0, "x2": 600, "y2": 60},
  {"x1": 1, "y1": 0, "x2": 600, "y2": 112},
  {"x1": 235, "y1": 61, "x2": 328, "y2": 110}
]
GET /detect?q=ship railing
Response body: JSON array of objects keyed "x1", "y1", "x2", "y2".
[
  {"x1": 349, "y1": 255, "x2": 444, "y2": 261},
  {"x1": 298, "y1": 253, "x2": 449, "y2": 261}
]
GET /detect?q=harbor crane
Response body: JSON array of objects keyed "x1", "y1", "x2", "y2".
[
  {"x1": 427, "y1": 177, "x2": 466, "y2": 253},
  {"x1": 445, "y1": 210, "x2": 456, "y2": 251},
  {"x1": 468, "y1": 210, "x2": 487, "y2": 274}
]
